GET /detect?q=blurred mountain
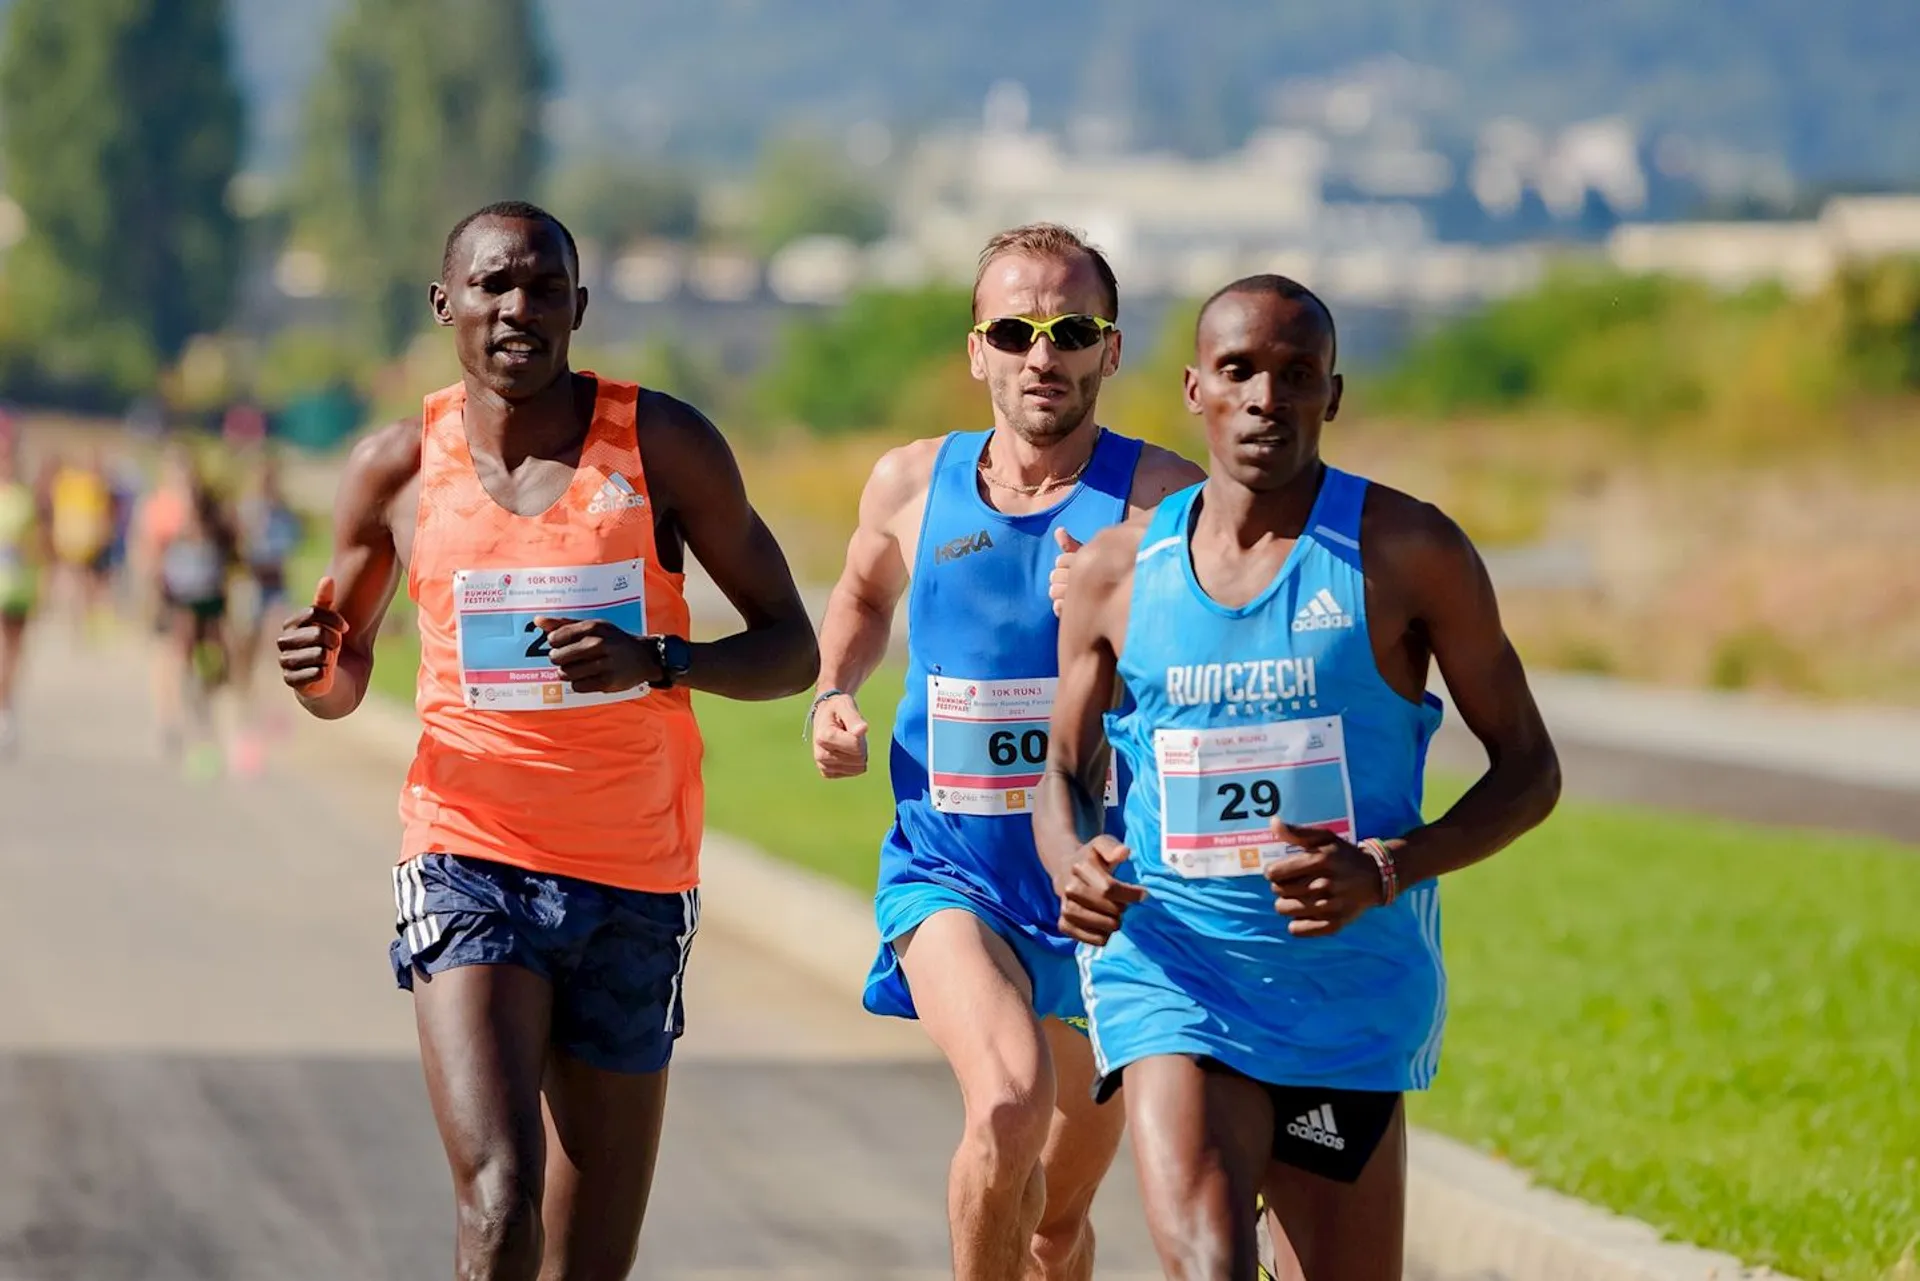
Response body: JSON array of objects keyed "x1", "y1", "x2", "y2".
[{"x1": 3, "y1": 0, "x2": 1917, "y2": 185}]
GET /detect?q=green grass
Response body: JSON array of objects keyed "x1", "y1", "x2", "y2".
[
  {"x1": 698, "y1": 665, "x2": 908, "y2": 887},
  {"x1": 1412, "y1": 776, "x2": 1920, "y2": 1281},
  {"x1": 288, "y1": 531, "x2": 421, "y2": 708},
  {"x1": 690, "y1": 673, "x2": 1920, "y2": 1281},
  {"x1": 297, "y1": 501, "x2": 1918, "y2": 1279}
]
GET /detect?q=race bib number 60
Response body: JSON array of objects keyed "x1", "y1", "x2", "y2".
[
  {"x1": 1155, "y1": 716, "x2": 1356, "y2": 878},
  {"x1": 453, "y1": 560, "x2": 648, "y2": 711},
  {"x1": 927, "y1": 675, "x2": 1118, "y2": 816}
]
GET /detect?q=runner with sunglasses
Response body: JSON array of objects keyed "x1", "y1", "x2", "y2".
[{"x1": 809, "y1": 223, "x2": 1201, "y2": 1281}]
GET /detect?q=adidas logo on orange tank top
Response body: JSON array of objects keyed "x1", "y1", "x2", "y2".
[
  {"x1": 588, "y1": 471, "x2": 648, "y2": 514},
  {"x1": 400, "y1": 375, "x2": 702, "y2": 895}
]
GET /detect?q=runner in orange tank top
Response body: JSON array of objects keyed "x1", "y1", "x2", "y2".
[{"x1": 276, "y1": 201, "x2": 818, "y2": 1281}]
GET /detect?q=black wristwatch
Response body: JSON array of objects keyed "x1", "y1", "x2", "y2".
[{"x1": 650, "y1": 634, "x2": 692, "y2": 689}]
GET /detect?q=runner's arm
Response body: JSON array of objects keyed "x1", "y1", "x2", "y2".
[
  {"x1": 1376, "y1": 505, "x2": 1561, "y2": 884},
  {"x1": 646, "y1": 395, "x2": 818, "y2": 700},
  {"x1": 292, "y1": 421, "x2": 416, "y2": 719},
  {"x1": 1035, "y1": 524, "x2": 1136, "y2": 887},
  {"x1": 126, "y1": 498, "x2": 163, "y2": 606},
  {"x1": 814, "y1": 443, "x2": 928, "y2": 703}
]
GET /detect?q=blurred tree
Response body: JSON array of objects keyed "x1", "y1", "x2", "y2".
[
  {"x1": 1831, "y1": 256, "x2": 1920, "y2": 392},
  {"x1": 251, "y1": 325, "x2": 378, "y2": 412},
  {"x1": 747, "y1": 134, "x2": 889, "y2": 257},
  {"x1": 545, "y1": 158, "x2": 701, "y2": 253},
  {"x1": 1100, "y1": 299, "x2": 1207, "y2": 453},
  {"x1": 0, "y1": 0, "x2": 244, "y2": 399},
  {"x1": 754, "y1": 286, "x2": 967, "y2": 434},
  {"x1": 296, "y1": 0, "x2": 551, "y2": 355}
]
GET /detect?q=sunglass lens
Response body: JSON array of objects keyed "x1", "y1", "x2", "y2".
[
  {"x1": 1050, "y1": 317, "x2": 1106, "y2": 350},
  {"x1": 982, "y1": 319, "x2": 1038, "y2": 352}
]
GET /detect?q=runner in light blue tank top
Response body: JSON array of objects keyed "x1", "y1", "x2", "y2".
[
  {"x1": 1089, "y1": 468, "x2": 1448, "y2": 1089},
  {"x1": 1036, "y1": 275, "x2": 1560, "y2": 1279}
]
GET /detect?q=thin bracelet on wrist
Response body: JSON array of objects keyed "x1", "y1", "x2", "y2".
[
  {"x1": 1359, "y1": 837, "x2": 1399, "y2": 907},
  {"x1": 802, "y1": 687, "x2": 848, "y2": 741}
]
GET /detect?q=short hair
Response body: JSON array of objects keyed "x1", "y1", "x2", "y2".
[
  {"x1": 442, "y1": 200, "x2": 580, "y2": 282},
  {"x1": 972, "y1": 223, "x2": 1120, "y2": 321},
  {"x1": 1197, "y1": 274, "x2": 1338, "y2": 369}
]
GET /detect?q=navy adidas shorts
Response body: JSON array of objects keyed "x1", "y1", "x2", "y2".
[{"x1": 389, "y1": 853, "x2": 701, "y2": 1075}]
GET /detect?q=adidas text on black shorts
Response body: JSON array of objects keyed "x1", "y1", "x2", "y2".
[{"x1": 1198, "y1": 1060, "x2": 1401, "y2": 1183}]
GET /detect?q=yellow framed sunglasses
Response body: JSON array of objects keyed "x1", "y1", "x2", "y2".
[{"x1": 972, "y1": 313, "x2": 1117, "y2": 353}]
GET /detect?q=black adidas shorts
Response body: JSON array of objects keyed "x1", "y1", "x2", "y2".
[{"x1": 1201, "y1": 1059, "x2": 1401, "y2": 1184}]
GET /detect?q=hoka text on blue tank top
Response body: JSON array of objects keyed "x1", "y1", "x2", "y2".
[{"x1": 880, "y1": 428, "x2": 1143, "y2": 934}]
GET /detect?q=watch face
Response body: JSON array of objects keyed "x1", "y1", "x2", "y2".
[{"x1": 662, "y1": 635, "x2": 692, "y2": 674}]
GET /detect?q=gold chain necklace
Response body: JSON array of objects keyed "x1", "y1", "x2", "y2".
[{"x1": 977, "y1": 431, "x2": 1100, "y2": 497}]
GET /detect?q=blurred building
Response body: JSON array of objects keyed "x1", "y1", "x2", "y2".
[{"x1": 1607, "y1": 195, "x2": 1920, "y2": 293}]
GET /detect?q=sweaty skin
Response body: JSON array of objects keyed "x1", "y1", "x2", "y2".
[
  {"x1": 278, "y1": 218, "x2": 816, "y2": 711},
  {"x1": 809, "y1": 245, "x2": 1204, "y2": 1281},
  {"x1": 810, "y1": 250, "x2": 1201, "y2": 774},
  {"x1": 1035, "y1": 285, "x2": 1560, "y2": 1281},
  {"x1": 275, "y1": 212, "x2": 818, "y2": 1281}
]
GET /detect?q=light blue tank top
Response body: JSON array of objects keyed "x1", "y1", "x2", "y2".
[{"x1": 1094, "y1": 467, "x2": 1449, "y2": 1089}]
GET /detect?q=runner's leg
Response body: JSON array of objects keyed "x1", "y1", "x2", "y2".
[
  {"x1": 897, "y1": 909, "x2": 1056, "y2": 1281},
  {"x1": 413, "y1": 963, "x2": 555, "y2": 1281},
  {"x1": 536, "y1": 1056, "x2": 671, "y2": 1281},
  {"x1": 1123, "y1": 1055, "x2": 1274, "y2": 1281},
  {"x1": 1260, "y1": 1101, "x2": 1407, "y2": 1281},
  {"x1": 152, "y1": 604, "x2": 190, "y2": 752},
  {"x1": 1028, "y1": 1017, "x2": 1126, "y2": 1281},
  {"x1": 0, "y1": 612, "x2": 26, "y2": 747}
]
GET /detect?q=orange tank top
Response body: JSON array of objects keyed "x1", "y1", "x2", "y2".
[{"x1": 399, "y1": 376, "x2": 704, "y2": 892}]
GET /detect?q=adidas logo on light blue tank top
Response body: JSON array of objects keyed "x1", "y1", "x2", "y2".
[{"x1": 1081, "y1": 466, "x2": 1453, "y2": 1094}]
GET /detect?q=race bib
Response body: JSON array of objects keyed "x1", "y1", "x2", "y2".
[
  {"x1": 927, "y1": 675, "x2": 1118, "y2": 816},
  {"x1": 1154, "y1": 716, "x2": 1355, "y2": 878},
  {"x1": 453, "y1": 560, "x2": 647, "y2": 712}
]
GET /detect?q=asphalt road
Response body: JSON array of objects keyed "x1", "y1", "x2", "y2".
[{"x1": 0, "y1": 628, "x2": 1173, "y2": 1281}]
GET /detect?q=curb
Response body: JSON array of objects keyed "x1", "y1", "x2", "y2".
[
  {"x1": 327, "y1": 696, "x2": 1799, "y2": 1281},
  {"x1": 683, "y1": 834, "x2": 1800, "y2": 1281}
]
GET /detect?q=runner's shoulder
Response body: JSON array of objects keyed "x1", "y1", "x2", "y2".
[
  {"x1": 340, "y1": 418, "x2": 423, "y2": 515},
  {"x1": 1128, "y1": 441, "x2": 1206, "y2": 510},
  {"x1": 860, "y1": 436, "x2": 944, "y2": 520},
  {"x1": 634, "y1": 385, "x2": 721, "y2": 446},
  {"x1": 631, "y1": 388, "x2": 732, "y2": 505},
  {"x1": 1358, "y1": 480, "x2": 1482, "y2": 591},
  {"x1": 345, "y1": 418, "x2": 422, "y2": 485}
]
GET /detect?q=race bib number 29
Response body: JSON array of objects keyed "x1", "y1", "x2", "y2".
[
  {"x1": 927, "y1": 675, "x2": 1118, "y2": 816},
  {"x1": 453, "y1": 560, "x2": 647, "y2": 711},
  {"x1": 1155, "y1": 716, "x2": 1356, "y2": 878}
]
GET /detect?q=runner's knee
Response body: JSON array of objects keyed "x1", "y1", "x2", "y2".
[
  {"x1": 1136, "y1": 1149, "x2": 1248, "y2": 1281},
  {"x1": 960, "y1": 1079, "x2": 1052, "y2": 1177},
  {"x1": 1145, "y1": 1202, "x2": 1238, "y2": 1281},
  {"x1": 1030, "y1": 1214, "x2": 1093, "y2": 1274},
  {"x1": 545, "y1": 1242, "x2": 639, "y2": 1281},
  {"x1": 456, "y1": 1155, "x2": 541, "y2": 1264}
]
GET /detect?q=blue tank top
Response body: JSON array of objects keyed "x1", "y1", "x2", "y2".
[
  {"x1": 879, "y1": 427, "x2": 1144, "y2": 934},
  {"x1": 1100, "y1": 466, "x2": 1449, "y2": 1088}
]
